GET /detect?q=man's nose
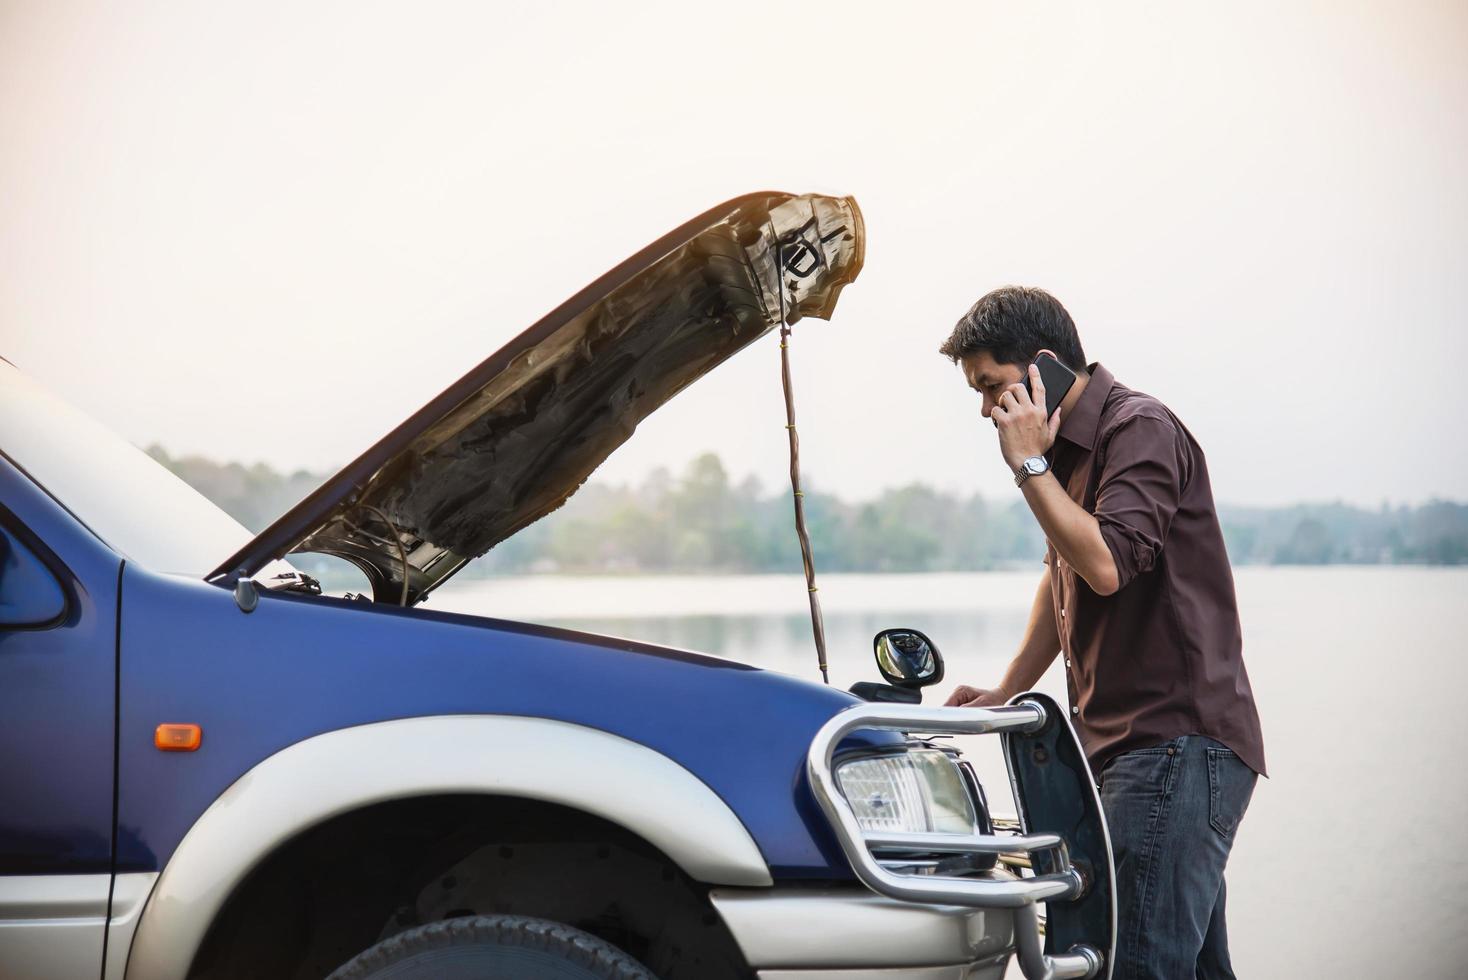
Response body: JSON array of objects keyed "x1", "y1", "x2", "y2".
[{"x1": 980, "y1": 397, "x2": 994, "y2": 419}]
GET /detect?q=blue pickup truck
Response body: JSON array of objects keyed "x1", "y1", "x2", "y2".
[{"x1": 0, "y1": 192, "x2": 1114, "y2": 980}]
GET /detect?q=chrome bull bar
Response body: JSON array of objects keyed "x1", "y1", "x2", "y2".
[{"x1": 806, "y1": 695, "x2": 1114, "y2": 980}]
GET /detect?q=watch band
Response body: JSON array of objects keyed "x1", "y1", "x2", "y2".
[{"x1": 1014, "y1": 455, "x2": 1049, "y2": 487}]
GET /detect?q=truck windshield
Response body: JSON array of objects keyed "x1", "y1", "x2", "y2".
[{"x1": 0, "y1": 361, "x2": 259, "y2": 576}]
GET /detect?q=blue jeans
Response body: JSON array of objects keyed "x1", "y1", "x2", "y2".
[{"x1": 1097, "y1": 734, "x2": 1257, "y2": 980}]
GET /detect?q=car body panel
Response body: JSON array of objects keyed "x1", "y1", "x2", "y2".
[
  {"x1": 116, "y1": 561, "x2": 896, "y2": 880},
  {"x1": 709, "y1": 886, "x2": 1015, "y2": 971},
  {"x1": 0, "y1": 455, "x2": 118, "y2": 876},
  {"x1": 126, "y1": 715, "x2": 775, "y2": 980}
]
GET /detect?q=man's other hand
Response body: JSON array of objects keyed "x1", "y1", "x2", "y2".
[{"x1": 943, "y1": 684, "x2": 1010, "y2": 708}]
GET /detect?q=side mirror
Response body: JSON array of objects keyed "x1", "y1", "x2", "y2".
[{"x1": 873, "y1": 628, "x2": 944, "y2": 689}]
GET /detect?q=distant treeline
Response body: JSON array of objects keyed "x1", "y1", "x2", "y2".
[{"x1": 148, "y1": 446, "x2": 1468, "y2": 572}]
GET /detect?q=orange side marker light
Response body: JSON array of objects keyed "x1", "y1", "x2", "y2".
[{"x1": 155, "y1": 723, "x2": 202, "y2": 752}]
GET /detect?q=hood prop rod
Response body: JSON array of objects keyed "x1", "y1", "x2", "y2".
[{"x1": 773, "y1": 233, "x2": 829, "y2": 685}]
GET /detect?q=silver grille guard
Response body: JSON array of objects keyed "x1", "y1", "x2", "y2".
[{"x1": 806, "y1": 695, "x2": 1114, "y2": 980}]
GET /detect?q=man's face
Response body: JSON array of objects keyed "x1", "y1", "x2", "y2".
[{"x1": 959, "y1": 350, "x2": 1029, "y2": 419}]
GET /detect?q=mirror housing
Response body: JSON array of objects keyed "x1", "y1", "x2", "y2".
[
  {"x1": 848, "y1": 681, "x2": 921, "y2": 704},
  {"x1": 873, "y1": 628, "x2": 944, "y2": 689}
]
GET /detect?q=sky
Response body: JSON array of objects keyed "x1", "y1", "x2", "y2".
[{"x1": 2, "y1": 1, "x2": 1465, "y2": 508}]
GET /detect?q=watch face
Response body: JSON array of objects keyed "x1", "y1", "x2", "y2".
[{"x1": 1026, "y1": 458, "x2": 1046, "y2": 474}]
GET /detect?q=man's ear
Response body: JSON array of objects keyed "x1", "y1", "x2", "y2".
[{"x1": 1035, "y1": 347, "x2": 1057, "y2": 362}]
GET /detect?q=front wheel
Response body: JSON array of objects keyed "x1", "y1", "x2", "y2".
[{"x1": 327, "y1": 914, "x2": 658, "y2": 980}]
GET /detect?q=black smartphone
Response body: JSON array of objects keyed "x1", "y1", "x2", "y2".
[{"x1": 1020, "y1": 353, "x2": 1077, "y2": 418}]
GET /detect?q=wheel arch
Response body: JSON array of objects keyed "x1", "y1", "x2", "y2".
[{"x1": 124, "y1": 714, "x2": 771, "y2": 980}]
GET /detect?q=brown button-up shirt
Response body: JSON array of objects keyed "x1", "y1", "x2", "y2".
[{"x1": 1043, "y1": 363, "x2": 1266, "y2": 777}]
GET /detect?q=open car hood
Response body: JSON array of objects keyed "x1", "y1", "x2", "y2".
[{"x1": 209, "y1": 192, "x2": 864, "y2": 603}]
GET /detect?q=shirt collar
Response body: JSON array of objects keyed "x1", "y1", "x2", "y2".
[{"x1": 1055, "y1": 361, "x2": 1113, "y2": 453}]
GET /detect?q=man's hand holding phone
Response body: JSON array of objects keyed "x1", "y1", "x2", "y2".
[{"x1": 992, "y1": 362, "x2": 1063, "y2": 470}]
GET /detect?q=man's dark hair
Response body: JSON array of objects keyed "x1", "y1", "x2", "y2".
[{"x1": 938, "y1": 286, "x2": 1087, "y2": 372}]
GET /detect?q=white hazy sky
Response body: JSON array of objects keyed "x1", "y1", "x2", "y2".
[{"x1": 2, "y1": 1, "x2": 1465, "y2": 508}]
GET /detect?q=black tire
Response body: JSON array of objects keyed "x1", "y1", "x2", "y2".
[{"x1": 326, "y1": 914, "x2": 658, "y2": 980}]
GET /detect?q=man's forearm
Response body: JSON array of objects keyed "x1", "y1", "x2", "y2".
[
  {"x1": 1020, "y1": 471, "x2": 1120, "y2": 595},
  {"x1": 996, "y1": 572, "x2": 1063, "y2": 698},
  {"x1": 988, "y1": 364, "x2": 1117, "y2": 594}
]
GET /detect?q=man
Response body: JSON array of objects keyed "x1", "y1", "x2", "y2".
[{"x1": 939, "y1": 286, "x2": 1265, "y2": 980}]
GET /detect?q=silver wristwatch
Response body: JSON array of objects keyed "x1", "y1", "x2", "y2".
[{"x1": 1014, "y1": 455, "x2": 1050, "y2": 487}]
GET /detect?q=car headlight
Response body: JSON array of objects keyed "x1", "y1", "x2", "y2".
[{"x1": 834, "y1": 748, "x2": 977, "y2": 835}]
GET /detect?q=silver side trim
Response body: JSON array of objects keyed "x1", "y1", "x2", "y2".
[
  {"x1": 104, "y1": 873, "x2": 158, "y2": 980},
  {"x1": 708, "y1": 885, "x2": 1013, "y2": 969},
  {"x1": 0, "y1": 873, "x2": 109, "y2": 980},
  {"x1": 0, "y1": 874, "x2": 110, "y2": 919},
  {"x1": 757, "y1": 966, "x2": 1007, "y2": 980},
  {"x1": 126, "y1": 714, "x2": 770, "y2": 980}
]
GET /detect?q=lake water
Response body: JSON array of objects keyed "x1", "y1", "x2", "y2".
[{"x1": 434, "y1": 567, "x2": 1468, "y2": 979}]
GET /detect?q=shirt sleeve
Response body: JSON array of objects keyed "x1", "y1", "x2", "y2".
[{"x1": 1094, "y1": 416, "x2": 1186, "y2": 591}]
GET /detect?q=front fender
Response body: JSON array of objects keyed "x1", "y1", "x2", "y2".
[{"x1": 124, "y1": 714, "x2": 769, "y2": 980}]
